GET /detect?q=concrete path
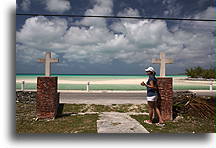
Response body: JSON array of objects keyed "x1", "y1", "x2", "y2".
[
  {"x1": 60, "y1": 92, "x2": 147, "y2": 105},
  {"x1": 97, "y1": 112, "x2": 149, "y2": 133}
]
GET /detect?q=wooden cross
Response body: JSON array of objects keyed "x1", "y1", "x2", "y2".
[
  {"x1": 37, "y1": 52, "x2": 59, "y2": 76},
  {"x1": 152, "y1": 52, "x2": 173, "y2": 77}
]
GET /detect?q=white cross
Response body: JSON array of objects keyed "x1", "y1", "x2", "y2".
[
  {"x1": 37, "y1": 52, "x2": 59, "y2": 76},
  {"x1": 152, "y1": 52, "x2": 173, "y2": 77}
]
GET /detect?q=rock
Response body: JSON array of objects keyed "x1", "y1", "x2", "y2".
[
  {"x1": 173, "y1": 116, "x2": 184, "y2": 122},
  {"x1": 16, "y1": 91, "x2": 36, "y2": 104}
]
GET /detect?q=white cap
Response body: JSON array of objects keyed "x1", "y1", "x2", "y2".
[{"x1": 145, "y1": 67, "x2": 155, "y2": 72}]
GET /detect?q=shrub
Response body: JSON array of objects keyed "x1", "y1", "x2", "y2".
[{"x1": 185, "y1": 66, "x2": 215, "y2": 79}]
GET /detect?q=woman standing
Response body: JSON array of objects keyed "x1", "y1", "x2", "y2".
[{"x1": 141, "y1": 67, "x2": 164, "y2": 125}]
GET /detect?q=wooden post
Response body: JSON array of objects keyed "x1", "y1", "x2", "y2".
[
  {"x1": 21, "y1": 80, "x2": 25, "y2": 91},
  {"x1": 87, "y1": 82, "x2": 90, "y2": 92}
]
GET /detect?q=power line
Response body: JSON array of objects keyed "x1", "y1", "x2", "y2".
[{"x1": 16, "y1": 13, "x2": 216, "y2": 22}]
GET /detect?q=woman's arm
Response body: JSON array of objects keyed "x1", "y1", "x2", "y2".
[{"x1": 146, "y1": 80, "x2": 157, "y2": 89}]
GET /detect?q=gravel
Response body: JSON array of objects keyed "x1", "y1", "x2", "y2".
[{"x1": 16, "y1": 91, "x2": 36, "y2": 104}]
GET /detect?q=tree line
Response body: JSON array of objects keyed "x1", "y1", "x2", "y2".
[{"x1": 185, "y1": 66, "x2": 215, "y2": 79}]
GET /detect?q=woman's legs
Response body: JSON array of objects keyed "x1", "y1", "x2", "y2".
[
  {"x1": 148, "y1": 101, "x2": 163, "y2": 123},
  {"x1": 147, "y1": 101, "x2": 154, "y2": 122},
  {"x1": 155, "y1": 107, "x2": 164, "y2": 123},
  {"x1": 153, "y1": 100, "x2": 164, "y2": 124}
]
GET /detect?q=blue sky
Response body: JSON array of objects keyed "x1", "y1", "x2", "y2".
[{"x1": 16, "y1": 0, "x2": 215, "y2": 74}]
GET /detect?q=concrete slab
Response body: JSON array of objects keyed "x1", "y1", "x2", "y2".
[{"x1": 97, "y1": 112, "x2": 149, "y2": 133}]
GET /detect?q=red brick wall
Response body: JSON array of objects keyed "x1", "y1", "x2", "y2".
[
  {"x1": 36, "y1": 77, "x2": 59, "y2": 119},
  {"x1": 157, "y1": 77, "x2": 173, "y2": 121}
]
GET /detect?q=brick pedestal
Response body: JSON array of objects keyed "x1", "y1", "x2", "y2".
[
  {"x1": 157, "y1": 77, "x2": 173, "y2": 121},
  {"x1": 36, "y1": 77, "x2": 59, "y2": 119}
]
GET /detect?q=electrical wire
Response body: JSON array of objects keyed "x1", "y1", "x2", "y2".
[{"x1": 16, "y1": 13, "x2": 216, "y2": 22}]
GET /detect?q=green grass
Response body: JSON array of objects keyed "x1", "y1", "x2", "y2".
[
  {"x1": 16, "y1": 82, "x2": 216, "y2": 90},
  {"x1": 16, "y1": 103, "x2": 148, "y2": 134},
  {"x1": 16, "y1": 103, "x2": 98, "y2": 134},
  {"x1": 16, "y1": 114, "x2": 98, "y2": 134},
  {"x1": 16, "y1": 102, "x2": 215, "y2": 133},
  {"x1": 130, "y1": 115, "x2": 215, "y2": 133}
]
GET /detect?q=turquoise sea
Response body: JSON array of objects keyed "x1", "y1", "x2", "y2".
[
  {"x1": 16, "y1": 74, "x2": 215, "y2": 90},
  {"x1": 16, "y1": 74, "x2": 187, "y2": 81},
  {"x1": 16, "y1": 74, "x2": 149, "y2": 80}
]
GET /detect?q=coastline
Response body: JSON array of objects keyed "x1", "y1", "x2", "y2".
[{"x1": 16, "y1": 75, "x2": 216, "y2": 91}]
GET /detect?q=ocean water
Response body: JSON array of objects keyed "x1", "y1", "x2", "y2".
[
  {"x1": 16, "y1": 74, "x2": 215, "y2": 90},
  {"x1": 16, "y1": 74, "x2": 149, "y2": 90},
  {"x1": 16, "y1": 74, "x2": 186, "y2": 81}
]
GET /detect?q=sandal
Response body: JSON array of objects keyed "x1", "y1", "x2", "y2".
[
  {"x1": 156, "y1": 123, "x2": 165, "y2": 127},
  {"x1": 144, "y1": 120, "x2": 152, "y2": 125}
]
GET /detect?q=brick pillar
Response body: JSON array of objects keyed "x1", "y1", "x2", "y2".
[
  {"x1": 36, "y1": 77, "x2": 59, "y2": 119},
  {"x1": 157, "y1": 77, "x2": 173, "y2": 121}
]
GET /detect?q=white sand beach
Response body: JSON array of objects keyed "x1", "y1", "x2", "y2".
[{"x1": 16, "y1": 76, "x2": 215, "y2": 86}]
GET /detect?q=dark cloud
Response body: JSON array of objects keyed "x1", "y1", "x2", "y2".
[{"x1": 16, "y1": 0, "x2": 215, "y2": 74}]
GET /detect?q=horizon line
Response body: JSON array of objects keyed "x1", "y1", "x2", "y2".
[{"x1": 16, "y1": 73, "x2": 186, "y2": 76}]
